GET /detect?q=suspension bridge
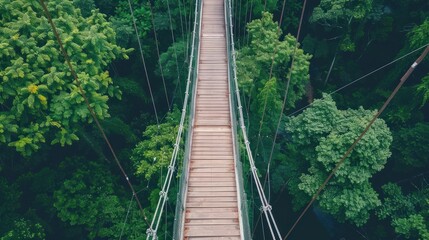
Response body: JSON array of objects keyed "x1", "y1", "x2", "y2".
[
  {"x1": 144, "y1": 0, "x2": 284, "y2": 237},
  {"x1": 38, "y1": 0, "x2": 429, "y2": 238}
]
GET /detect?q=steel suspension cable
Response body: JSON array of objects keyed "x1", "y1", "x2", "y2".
[
  {"x1": 146, "y1": 0, "x2": 200, "y2": 237},
  {"x1": 166, "y1": 0, "x2": 184, "y2": 102},
  {"x1": 38, "y1": 0, "x2": 149, "y2": 226},
  {"x1": 226, "y1": 0, "x2": 282, "y2": 238},
  {"x1": 245, "y1": 0, "x2": 254, "y2": 45},
  {"x1": 284, "y1": 45, "x2": 429, "y2": 239},
  {"x1": 119, "y1": 195, "x2": 135, "y2": 240},
  {"x1": 177, "y1": 0, "x2": 187, "y2": 44},
  {"x1": 288, "y1": 42, "x2": 429, "y2": 117},
  {"x1": 147, "y1": 0, "x2": 171, "y2": 110},
  {"x1": 263, "y1": 0, "x2": 308, "y2": 202},
  {"x1": 127, "y1": 0, "x2": 160, "y2": 125}
]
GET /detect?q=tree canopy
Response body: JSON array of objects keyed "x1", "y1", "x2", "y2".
[
  {"x1": 0, "y1": 0, "x2": 129, "y2": 156},
  {"x1": 283, "y1": 95, "x2": 392, "y2": 226}
]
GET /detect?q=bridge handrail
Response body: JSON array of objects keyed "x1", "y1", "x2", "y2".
[
  {"x1": 146, "y1": 0, "x2": 202, "y2": 238},
  {"x1": 224, "y1": 0, "x2": 283, "y2": 238},
  {"x1": 224, "y1": 0, "x2": 251, "y2": 239},
  {"x1": 171, "y1": 0, "x2": 203, "y2": 238}
]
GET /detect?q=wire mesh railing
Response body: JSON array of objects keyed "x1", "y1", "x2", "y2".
[
  {"x1": 171, "y1": 0, "x2": 203, "y2": 238},
  {"x1": 224, "y1": 0, "x2": 283, "y2": 238},
  {"x1": 224, "y1": 0, "x2": 252, "y2": 238}
]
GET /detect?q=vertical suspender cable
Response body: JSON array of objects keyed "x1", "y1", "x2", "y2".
[
  {"x1": 148, "y1": 1, "x2": 171, "y2": 110},
  {"x1": 166, "y1": 0, "x2": 184, "y2": 103},
  {"x1": 127, "y1": 0, "x2": 160, "y2": 125}
]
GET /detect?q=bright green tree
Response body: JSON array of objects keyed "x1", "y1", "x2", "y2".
[
  {"x1": 0, "y1": 0, "x2": 130, "y2": 156},
  {"x1": 236, "y1": 12, "x2": 311, "y2": 160},
  {"x1": 131, "y1": 108, "x2": 180, "y2": 181},
  {"x1": 283, "y1": 94, "x2": 392, "y2": 226}
]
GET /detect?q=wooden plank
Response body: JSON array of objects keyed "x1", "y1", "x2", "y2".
[
  {"x1": 188, "y1": 177, "x2": 235, "y2": 183},
  {"x1": 187, "y1": 191, "x2": 237, "y2": 197},
  {"x1": 186, "y1": 201, "x2": 238, "y2": 208},
  {"x1": 186, "y1": 207, "x2": 237, "y2": 213},
  {"x1": 184, "y1": 225, "x2": 240, "y2": 237},
  {"x1": 185, "y1": 212, "x2": 238, "y2": 220},
  {"x1": 187, "y1": 196, "x2": 237, "y2": 202},
  {"x1": 188, "y1": 186, "x2": 237, "y2": 192}
]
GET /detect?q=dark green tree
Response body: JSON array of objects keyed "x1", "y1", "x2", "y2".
[
  {"x1": 378, "y1": 183, "x2": 429, "y2": 239},
  {"x1": 0, "y1": 219, "x2": 45, "y2": 240},
  {"x1": 54, "y1": 159, "x2": 145, "y2": 239}
]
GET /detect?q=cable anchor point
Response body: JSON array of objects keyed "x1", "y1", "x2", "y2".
[
  {"x1": 146, "y1": 228, "x2": 157, "y2": 238},
  {"x1": 260, "y1": 204, "x2": 272, "y2": 212}
]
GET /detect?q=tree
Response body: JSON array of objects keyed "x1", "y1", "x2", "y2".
[
  {"x1": 378, "y1": 183, "x2": 429, "y2": 239},
  {"x1": 53, "y1": 159, "x2": 145, "y2": 239},
  {"x1": 0, "y1": 178, "x2": 21, "y2": 234},
  {"x1": 131, "y1": 108, "x2": 180, "y2": 181},
  {"x1": 109, "y1": 0, "x2": 152, "y2": 48},
  {"x1": 0, "y1": 0, "x2": 129, "y2": 156},
  {"x1": 411, "y1": 19, "x2": 429, "y2": 105},
  {"x1": 310, "y1": 0, "x2": 374, "y2": 52},
  {"x1": 391, "y1": 123, "x2": 429, "y2": 173},
  {"x1": 157, "y1": 40, "x2": 188, "y2": 94},
  {"x1": 283, "y1": 94, "x2": 392, "y2": 226},
  {"x1": 72, "y1": 0, "x2": 95, "y2": 17},
  {"x1": 236, "y1": 12, "x2": 311, "y2": 160},
  {"x1": 0, "y1": 219, "x2": 45, "y2": 240},
  {"x1": 310, "y1": 0, "x2": 373, "y2": 26}
]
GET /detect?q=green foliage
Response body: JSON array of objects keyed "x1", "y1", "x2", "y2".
[
  {"x1": 393, "y1": 214, "x2": 429, "y2": 240},
  {"x1": 417, "y1": 74, "x2": 429, "y2": 106},
  {"x1": 1, "y1": 219, "x2": 45, "y2": 240},
  {"x1": 72, "y1": 0, "x2": 95, "y2": 17},
  {"x1": 391, "y1": 123, "x2": 429, "y2": 172},
  {"x1": 158, "y1": 40, "x2": 187, "y2": 91},
  {"x1": 110, "y1": 0, "x2": 152, "y2": 47},
  {"x1": 0, "y1": 0, "x2": 129, "y2": 156},
  {"x1": 408, "y1": 18, "x2": 429, "y2": 49},
  {"x1": 131, "y1": 108, "x2": 180, "y2": 181},
  {"x1": 0, "y1": 178, "x2": 21, "y2": 234},
  {"x1": 284, "y1": 94, "x2": 392, "y2": 226},
  {"x1": 237, "y1": 12, "x2": 311, "y2": 109},
  {"x1": 310, "y1": 0, "x2": 373, "y2": 25},
  {"x1": 378, "y1": 183, "x2": 429, "y2": 239},
  {"x1": 54, "y1": 160, "x2": 144, "y2": 239},
  {"x1": 236, "y1": 12, "x2": 311, "y2": 161}
]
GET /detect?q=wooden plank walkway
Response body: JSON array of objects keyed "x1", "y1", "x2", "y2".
[{"x1": 182, "y1": 0, "x2": 242, "y2": 238}]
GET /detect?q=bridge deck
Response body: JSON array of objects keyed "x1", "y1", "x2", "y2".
[{"x1": 182, "y1": 0, "x2": 242, "y2": 238}]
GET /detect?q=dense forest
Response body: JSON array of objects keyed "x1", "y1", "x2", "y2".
[{"x1": 0, "y1": 0, "x2": 428, "y2": 239}]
